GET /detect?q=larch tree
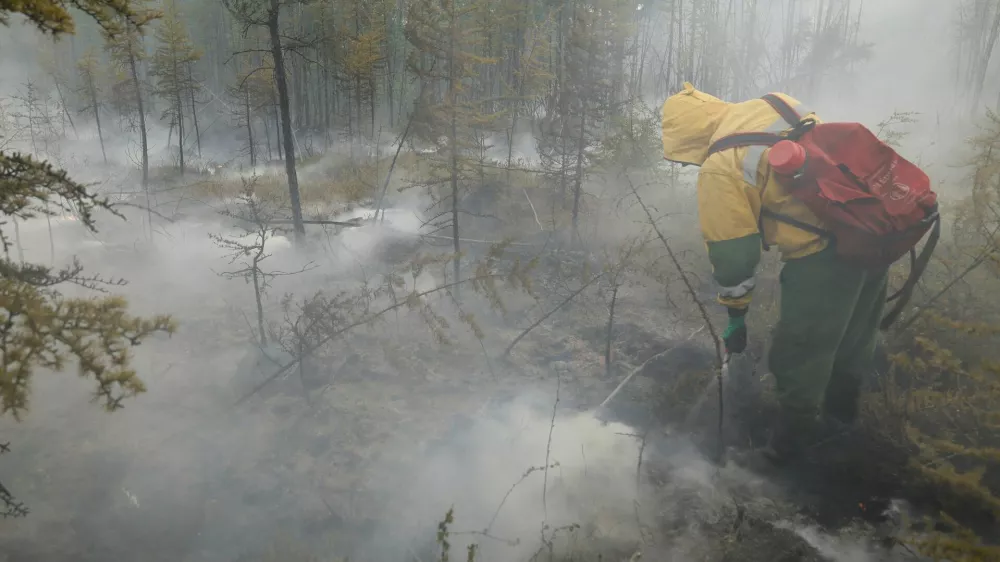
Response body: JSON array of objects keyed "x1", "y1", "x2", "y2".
[
  {"x1": 405, "y1": 0, "x2": 502, "y2": 297},
  {"x1": 76, "y1": 48, "x2": 109, "y2": 164},
  {"x1": 537, "y1": 0, "x2": 614, "y2": 243},
  {"x1": 229, "y1": 56, "x2": 276, "y2": 169},
  {"x1": 104, "y1": 3, "x2": 159, "y2": 192},
  {"x1": 0, "y1": 0, "x2": 175, "y2": 518},
  {"x1": 150, "y1": 0, "x2": 201, "y2": 175},
  {"x1": 341, "y1": 0, "x2": 388, "y2": 143},
  {"x1": 499, "y1": 0, "x2": 552, "y2": 180},
  {"x1": 38, "y1": 41, "x2": 78, "y2": 139}
]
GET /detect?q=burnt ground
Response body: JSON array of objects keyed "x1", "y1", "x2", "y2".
[{"x1": 0, "y1": 210, "x2": 923, "y2": 562}]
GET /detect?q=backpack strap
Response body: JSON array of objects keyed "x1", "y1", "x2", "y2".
[
  {"x1": 761, "y1": 93, "x2": 804, "y2": 128},
  {"x1": 707, "y1": 133, "x2": 833, "y2": 250},
  {"x1": 759, "y1": 208, "x2": 830, "y2": 238},
  {"x1": 707, "y1": 132, "x2": 784, "y2": 156},
  {"x1": 879, "y1": 209, "x2": 941, "y2": 331}
]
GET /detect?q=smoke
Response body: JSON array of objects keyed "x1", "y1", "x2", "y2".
[
  {"x1": 357, "y1": 391, "x2": 651, "y2": 560},
  {"x1": 779, "y1": 523, "x2": 884, "y2": 562},
  {"x1": 0, "y1": 3, "x2": 979, "y2": 560}
]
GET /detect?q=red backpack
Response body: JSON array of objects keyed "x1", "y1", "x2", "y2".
[{"x1": 707, "y1": 94, "x2": 941, "y2": 330}]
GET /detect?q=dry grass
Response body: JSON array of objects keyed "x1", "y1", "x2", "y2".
[{"x1": 172, "y1": 152, "x2": 398, "y2": 217}]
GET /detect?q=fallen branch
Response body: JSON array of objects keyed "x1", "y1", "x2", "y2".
[
  {"x1": 235, "y1": 273, "x2": 509, "y2": 406},
  {"x1": 524, "y1": 188, "x2": 544, "y2": 231},
  {"x1": 485, "y1": 463, "x2": 558, "y2": 535},
  {"x1": 892, "y1": 251, "x2": 993, "y2": 336},
  {"x1": 265, "y1": 218, "x2": 364, "y2": 228},
  {"x1": 375, "y1": 107, "x2": 417, "y2": 224},
  {"x1": 626, "y1": 176, "x2": 725, "y2": 463},
  {"x1": 542, "y1": 374, "x2": 559, "y2": 524},
  {"x1": 595, "y1": 326, "x2": 706, "y2": 412},
  {"x1": 110, "y1": 200, "x2": 177, "y2": 223},
  {"x1": 502, "y1": 270, "x2": 606, "y2": 357}
]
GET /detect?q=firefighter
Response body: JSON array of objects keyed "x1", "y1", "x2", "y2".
[{"x1": 660, "y1": 83, "x2": 888, "y2": 464}]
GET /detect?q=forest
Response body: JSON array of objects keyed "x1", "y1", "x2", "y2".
[{"x1": 1, "y1": 0, "x2": 1000, "y2": 560}]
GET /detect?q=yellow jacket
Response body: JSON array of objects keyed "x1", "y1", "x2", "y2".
[{"x1": 661, "y1": 82, "x2": 828, "y2": 309}]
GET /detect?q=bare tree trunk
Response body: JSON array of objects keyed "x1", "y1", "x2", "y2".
[
  {"x1": 605, "y1": 282, "x2": 619, "y2": 379},
  {"x1": 274, "y1": 104, "x2": 282, "y2": 161},
  {"x1": 267, "y1": 0, "x2": 305, "y2": 241},
  {"x1": 448, "y1": 1, "x2": 461, "y2": 298},
  {"x1": 253, "y1": 264, "x2": 266, "y2": 346},
  {"x1": 26, "y1": 90, "x2": 57, "y2": 263},
  {"x1": 87, "y1": 78, "x2": 108, "y2": 164},
  {"x1": 174, "y1": 87, "x2": 186, "y2": 174},
  {"x1": 127, "y1": 48, "x2": 150, "y2": 196},
  {"x1": 53, "y1": 79, "x2": 78, "y2": 139},
  {"x1": 188, "y1": 62, "x2": 202, "y2": 159},
  {"x1": 263, "y1": 107, "x2": 273, "y2": 161},
  {"x1": 246, "y1": 89, "x2": 256, "y2": 168},
  {"x1": 571, "y1": 110, "x2": 586, "y2": 242},
  {"x1": 386, "y1": 20, "x2": 395, "y2": 130},
  {"x1": 13, "y1": 218, "x2": 24, "y2": 263},
  {"x1": 971, "y1": 5, "x2": 1000, "y2": 113}
]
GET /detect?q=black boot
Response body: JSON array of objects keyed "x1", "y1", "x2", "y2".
[
  {"x1": 737, "y1": 410, "x2": 818, "y2": 471},
  {"x1": 762, "y1": 411, "x2": 817, "y2": 464},
  {"x1": 822, "y1": 373, "x2": 862, "y2": 427}
]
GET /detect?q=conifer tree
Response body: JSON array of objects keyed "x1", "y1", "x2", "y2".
[
  {"x1": 38, "y1": 41, "x2": 78, "y2": 139},
  {"x1": 0, "y1": 0, "x2": 175, "y2": 518},
  {"x1": 341, "y1": 0, "x2": 388, "y2": 142},
  {"x1": 151, "y1": 0, "x2": 201, "y2": 174},
  {"x1": 405, "y1": 0, "x2": 501, "y2": 294},
  {"x1": 537, "y1": 0, "x2": 614, "y2": 244},
  {"x1": 499, "y1": 0, "x2": 552, "y2": 180},
  {"x1": 104, "y1": 4, "x2": 158, "y2": 191},
  {"x1": 229, "y1": 57, "x2": 276, "y2": 169},
  {"x1": 76, "y1": 49, "x2": 110, "y2": 164}
]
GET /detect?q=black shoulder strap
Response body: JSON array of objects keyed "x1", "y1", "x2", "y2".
[
  {"x1": 880, "y1": 211, "x2": 941, "y2": 331},
  {"x1": 705, "y1": 95, "x2": 830, "y2": 248},
  {"x1": 761, "y1": 93, "x2": 804, "y2": 127},
  {"x1": 707, "y1": 131, "x2": 783, "y2": 156},
  {"x1": 706, "y1": 94, "x2": 806, "y2": 156}
]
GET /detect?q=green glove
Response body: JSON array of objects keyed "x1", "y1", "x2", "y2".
[{"x1": 722, "y1": 309, "x2": 748, "y2": 354}]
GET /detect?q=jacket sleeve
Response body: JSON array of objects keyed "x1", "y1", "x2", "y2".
[{"x1": 696, "y1": 167, "x2": 762, "y2": 310}]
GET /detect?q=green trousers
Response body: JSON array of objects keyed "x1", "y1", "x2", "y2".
[{"x1": 768, "y1": 245, "x2": 888, "y2": 423}]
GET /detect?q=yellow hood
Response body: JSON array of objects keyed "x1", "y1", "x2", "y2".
[{"x1": 661, "y1": 82, "x2": 732, "y2": 166}]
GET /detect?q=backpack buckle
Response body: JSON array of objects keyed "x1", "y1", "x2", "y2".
[{"x1": 787, "y1": 118, "x2": 817, "y2": 141}]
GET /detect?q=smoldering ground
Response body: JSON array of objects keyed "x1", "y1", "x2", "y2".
[
  {"x1": 0, "y1": 8, "x2": 974, "y2": 556},
  {"x1": 0, "y1": 187, "x2": 904, "y2": 562}
]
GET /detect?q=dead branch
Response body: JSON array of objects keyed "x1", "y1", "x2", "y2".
[
  {"x1": 596, "y1": 326, "x2": 706, "y2": 413},
  {"x1": 542, "y1": 374, "x2": 559, "y2": 524},
  {"x1": 235, "y1": 272, "x2": 511, "y2": 405},
  {"x1": 503, "y1": 270, "x2": 605, "y2": 357},
  {"x1": 626, "y1": 176, "x2": 726, "y2": 464}
]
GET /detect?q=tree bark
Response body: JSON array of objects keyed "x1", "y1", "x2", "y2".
[
  {"x1": 174, "y1": 82, "x2": 186, "y2": 174},
  {"x1": 87, "y1": 76, "x2": 108, "y2": 164},
  {"x1": 448, "y1": 0, "x2": 460, "y2": 297},
  {"x1": 188, "y1": 62, "x2": 202, "y2": 159},
  {"x1": 246, "y1": 88, "x2": 256, "y2": 168},
  {"x1": 127, "y1": 48, "x2": 149, "y2": 192},
  {"x1": 267, "y1": 0, "x2": 305, "y2": 241}
]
